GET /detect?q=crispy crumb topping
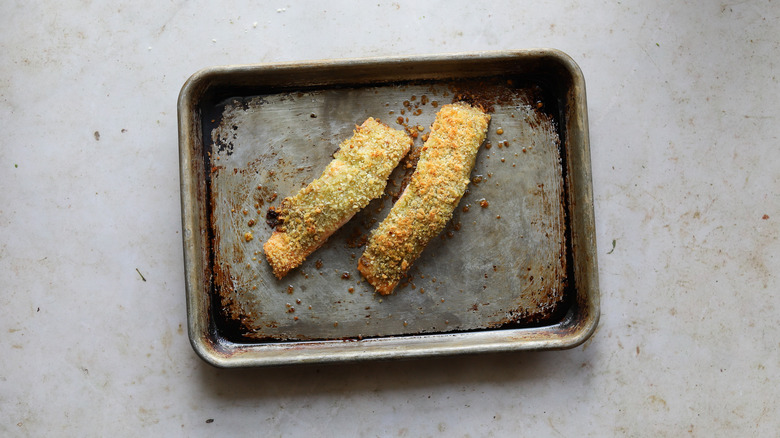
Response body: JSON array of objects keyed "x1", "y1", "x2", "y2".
[
  {"x1": 358, "y1": 103, "x2": 490, "y2": 294},
  {"x1": 264, "y1": 118, "x2": 412, "y2": 279}
]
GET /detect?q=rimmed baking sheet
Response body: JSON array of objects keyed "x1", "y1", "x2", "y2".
[{"x1": 178, "y1": 50, "x2": 599, "y2": 367}]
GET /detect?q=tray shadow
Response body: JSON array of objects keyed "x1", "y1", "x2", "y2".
[{"x1": 195, "y1": 341, "x2": 599, "y2": 402}]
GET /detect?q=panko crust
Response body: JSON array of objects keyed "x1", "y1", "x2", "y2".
[
  {"x1": 264, "y1": 118, "x2": 412, "y2": 279},
  {"x1": 358, "y1": 103, "x2": 490, "y2": 294}
]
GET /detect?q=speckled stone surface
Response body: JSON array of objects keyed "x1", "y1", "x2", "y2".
[{"x1": 1, "y1": 1, "x2": 777, "y2": 436}]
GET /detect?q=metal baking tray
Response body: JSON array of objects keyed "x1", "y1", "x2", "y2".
[{"x1": 178, "y1": 50, "x2": 599, "y2": 367}]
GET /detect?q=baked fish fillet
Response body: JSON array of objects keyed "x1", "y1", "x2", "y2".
[
  {"x1": 358, "y1": 102, "x2": 490, "y2": 294},
  {"x1": 264, "y1": 118, "x2": 412, "y2": 279}
]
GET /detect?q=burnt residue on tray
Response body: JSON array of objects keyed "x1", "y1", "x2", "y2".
[
  {"x1": 265, "y1": 207, "x2": 282, "y2": 228},
  {"x1": 199, "y1": 75, "x2": 575, "y2": 344}
]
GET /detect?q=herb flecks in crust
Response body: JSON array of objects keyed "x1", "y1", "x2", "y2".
[{"x1": 264, "y1": 118, "x2": 412, "y2": 279}]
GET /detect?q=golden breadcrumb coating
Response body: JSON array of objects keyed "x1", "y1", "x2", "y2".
[
  {"x1": 358, "y1": 103, "x2": 490, "y2": 294},
  {"x1": 264, "y1": 118, "x2": 412, "y2": 279}
]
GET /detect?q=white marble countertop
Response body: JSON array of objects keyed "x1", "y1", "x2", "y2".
[{"x1": 2, "y1": 1, "x2": 778, "y2": 436}]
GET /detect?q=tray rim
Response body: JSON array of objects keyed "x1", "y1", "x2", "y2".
[{"x1": 178, "y1": 49, "x2": 599, "y2": 367}]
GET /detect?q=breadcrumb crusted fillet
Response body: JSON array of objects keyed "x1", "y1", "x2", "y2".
[
  {"x1": 358, "y1": 103, "x2": 490, "y2": 295},
  {"x1": 264, "y1": 118, "x2": 412, "y2": 279}
]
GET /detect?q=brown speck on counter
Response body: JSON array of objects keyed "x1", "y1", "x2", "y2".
[
  {"x1": 496, "y1": 128, "x2": 504, "y2": 135},
  {"x1": 421, "y1": 95, "x2": 429, "y2": 104},
  {"x1": 479, "y1": 199, "x2": 489, "y2": 208},
  {"x1": 333, "y1": 322, "x2": 339, "y2": 327},
  {"x1": 315, "y1": 259, "x2": 323, "y2": 269},
  {"x1": 242, "y1": 209, "x2": 248, "y2": 215},
  {"x1": 268, "y1": 192, "x2": 278, "y2": 202},
  {"x1": 762, "y1": 214, "x2": 770, "y2": 220},
  {"x1": 341, "y1": 272, "x2": 351, "y2": 280},
  {"x1": 287, "y1": 285, "x2": 294, "y2": 294},
  {"x1": 420, "y1": 288, "x2": 425, "y2": 294},
  {"x1": 496, "y1": 215, "x2": 501, "y2": 219},
  {"x1": 244, "y1": 232, "x2": 253, "y2": 242},
  {"x1": 431, "y1": 101, "x2": 438, "y2": 107},
  {"x1": 396, "y1": 116, "x2": 404, "y2": 124},
  {"x1": 485, "y1": 142, "x2": 492, "y2": 149},
  {"x1": 310, "y1": 113, "x2": 317, "y2": 118},
  {"x1": 206, "y1": 419, "x2": 214, "y2": 424},
  {"x1": 296, "y1": 298, "x2": 302, "y2": 304},
  {"x1": 247, "y1": 219, "x2": 255, "y2": 227},
  {"x1": 463, "y1": 204, "x2": 470, "y2": 212},
  {"x1": 348, "y1": 287, "x2": 355, "y2": 293}
]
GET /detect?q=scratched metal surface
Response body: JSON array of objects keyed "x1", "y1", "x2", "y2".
[{"x1": 207, "y1": 80, "x2": 567, "y2": 341}]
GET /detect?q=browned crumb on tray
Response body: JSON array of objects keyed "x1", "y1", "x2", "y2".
[
  {"x1": 358, "y1": 102, "x2": 490, "y2": 294},
  {"x1": 264, "y1": 118, "x2": 412, "y2": 279}
]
